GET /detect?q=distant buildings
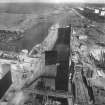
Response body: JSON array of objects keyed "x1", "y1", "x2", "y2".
[
  {"x1": 94, "y1": 9, "x2": 99, "y2": 14},
  {"x1": 78, "y1": 7, "x2": 105, "y2": 16},
  {"x1": 100, "y1": 10, "x2": 105, "y2": 16},
  {"x1": 93, "y1": 8, "x2": 105, "y2": 16},
  {"x1": 78, "y1": 8, "x2": 84, "y2": 11}
]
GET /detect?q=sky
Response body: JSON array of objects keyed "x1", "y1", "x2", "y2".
[{"x1": 0, "y1": 0, "x2": 104, "y2": 3}]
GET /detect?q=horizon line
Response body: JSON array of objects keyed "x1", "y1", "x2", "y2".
[{"x1": 0, "y1": 1, "x2": 105, "y2": 4}]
